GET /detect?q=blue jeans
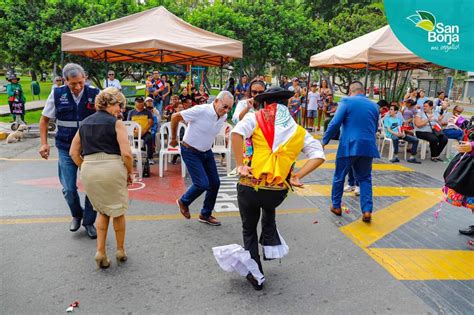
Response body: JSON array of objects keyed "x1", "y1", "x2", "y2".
[
  {"x1": 153, "y1": 99, "x2": 163, "y2": 116},
  {"x1": 443, "y1": 128, "x2": 463, "y2": 141},
  {"x1": 58, "y1": 149, "x2": 96, "y2": 225},
  {"x1": 332, "y1": 156, "x2": 373, "y2": 213},
  {"x1": 179, "y1": 146, "x2": 220, "y2": 217},
  {"x1": 392, "y1": 134, "x2": 419, "y2": 155}
]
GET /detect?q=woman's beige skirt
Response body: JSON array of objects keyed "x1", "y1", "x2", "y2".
[{"x1": 80, "y1": 152, "x2": 128, "y2": 217}]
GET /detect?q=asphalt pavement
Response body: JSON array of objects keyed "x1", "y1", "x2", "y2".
[{"x1": 0, "y1": 133, "x2": 472, "y2": 314}]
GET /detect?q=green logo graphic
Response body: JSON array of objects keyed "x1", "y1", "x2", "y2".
[
  {"x1": 385, "y1": 0, "x2": 473, "y2": 71},
  {"x1": 407, "y1": 11, "x2": 436, "y2": 31}
]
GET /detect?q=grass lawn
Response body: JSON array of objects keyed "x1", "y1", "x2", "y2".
[
  {"x1": 0, "y1": 76, "x2": 54, "y2": 106},
  {"x1": 0, "y1": 109, "x2": 44, "y2": 124}
]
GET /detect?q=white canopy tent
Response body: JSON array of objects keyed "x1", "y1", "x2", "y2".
[
  {"x1": 61, "y1": 6, "x2": 243, "y2": 67},
  {"x1": 309, "y1": 25, "x2": 437, "y2": 71}
]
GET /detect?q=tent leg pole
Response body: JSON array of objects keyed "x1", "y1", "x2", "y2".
[
  {"x1": 304, "y1": 69, "x2": 311, "y2": 129},
  {"x1": 391, "y1": 63, "x2": 400, "y2": 102},
  {"x1": 240, "y1": 58, "x2": 243, "y2": 78},
  {"x1": 364, "y1": 63, "x2": 369, "y2": 94},
  {"x1": 60, "y1": 51, "x2": 64, "y2": 70},
  {"x1": 105, "y1": 51, "x2": 109, "y2": 88},
  {"x1": 220, "y1": 57, "x2": 223, "y2": 91},
  {"x1": 397, "y1": 70, "x2": 411, "y2": 101}
]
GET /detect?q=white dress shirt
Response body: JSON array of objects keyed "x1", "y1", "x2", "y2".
[{"x1": 180, "y1": 103, "x2": 227, "y2": 152}]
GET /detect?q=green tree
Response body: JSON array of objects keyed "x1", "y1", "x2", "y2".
[{"x1": 325, "y1": 3, "x2": 387, "y2": 93}]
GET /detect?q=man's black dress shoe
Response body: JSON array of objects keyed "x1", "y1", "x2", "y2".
[
  {"x1": 459, "y1": 225, "x2": 474, "y2": 236},
  {"x1": 69, "y1": 217, "x2": 81, "y2": 232},
  {"x1": 246, "y1": 273, "x2": 263, "y2": 291},
  {"x1": 84, "y1": 225, "x2": 97, "y2": 239}
]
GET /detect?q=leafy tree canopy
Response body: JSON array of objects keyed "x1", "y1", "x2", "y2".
[{"x1": 0, "y1": 0, "x2": 386, "y2": 87}]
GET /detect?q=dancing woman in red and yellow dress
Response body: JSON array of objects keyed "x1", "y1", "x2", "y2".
[{"x1": 225, "y1": 87, "x2": 325, "y2": 290}]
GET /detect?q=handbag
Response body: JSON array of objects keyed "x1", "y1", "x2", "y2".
[
  {"x1": 443, "y1": 152, "x2": 474, "y2": 196},
  {"x1": 425, "y1": 112, "x2": 443, "y2": 137}
]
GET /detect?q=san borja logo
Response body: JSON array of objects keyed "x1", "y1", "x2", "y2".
[{"x1": 407, "y1": 11, "x2": 460, "y2": 51}]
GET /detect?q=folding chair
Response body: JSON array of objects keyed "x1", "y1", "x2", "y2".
[
  {"x1": 123, "y1": 121, "x2": 143, "y2": 181},
  {"x1": 212, "y1": 122, "x2": 232, "y2": 173},
  {"x1": 159, "y1": 122, "x2": 187, "y2": 177},
  {"x1": 380, "y1": 133, "x2": 408, "y2": 160}
]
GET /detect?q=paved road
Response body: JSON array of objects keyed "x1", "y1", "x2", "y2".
[{"x1": 0, "y1": 134, "x2": 472, "y2": 314}]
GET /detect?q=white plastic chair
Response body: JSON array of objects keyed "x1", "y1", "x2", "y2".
[
  {"x1": 123, "y1": 121, "x2": 143, "y2": 181},
  {"x1": 379, "y1": 124, "x2": 407, "y2": 161},
  {"x1": 159, "y1": 122, "x2": 187, "y2": 177},
  {"x1": 440, "y1": 138, "x2": 456, "y2": 158},
  {"x1": 376, "y1": 117, "x2": 384, "y2": 151},
  {"x1": 212, "y1": 122, "x2": 232, "y2": 173},
  {"x1": 420, "y1": 139, "x2": 430, "y2": 160}
]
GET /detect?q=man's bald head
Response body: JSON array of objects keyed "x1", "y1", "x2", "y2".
[{"x1": 349, "y1": 81, "x2": 365, "y2": 96}]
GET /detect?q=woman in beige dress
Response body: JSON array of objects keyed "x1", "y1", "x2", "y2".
[{"x1": 70, "y1": 88, "x2": 133, "y2": 269}]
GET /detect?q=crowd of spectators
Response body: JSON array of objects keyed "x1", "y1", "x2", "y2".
[
  {"x1": 376, "y1": 89, "x2": 471, "y2": 162},
  {"x1": 274, "y1": 76, "x2": 472, "y2": 163}
]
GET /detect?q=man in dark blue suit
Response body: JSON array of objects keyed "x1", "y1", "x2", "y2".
[{"x1": 322, "y1": 81, "x2": 380, "y2": 222}]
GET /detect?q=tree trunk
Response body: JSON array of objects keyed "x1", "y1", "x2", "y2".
[{"x1": 31, "y1": 70, "x2": 38, "y2": 81}]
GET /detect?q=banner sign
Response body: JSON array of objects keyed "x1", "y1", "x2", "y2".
[{"x1": 384, "y1": 0, "x2": 473, "y2": 71}]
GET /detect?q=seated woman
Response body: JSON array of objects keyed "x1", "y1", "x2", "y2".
[
  {"x1": 69, "y1": 88, "x2": 133, "y2": 269},
  {"x1": 441, "y1": 105, "x2": 465, "y2": 141},
  {"x1": 195, "y1": 84, "x2": 209, "y2": 105},
  {"x1": 414, "y1": 100, "x2": 448, "y2": 162}
]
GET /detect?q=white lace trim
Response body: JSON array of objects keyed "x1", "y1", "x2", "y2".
[
  {"x1": 212, "y1": 244, "x2": 265, "y2": 285},
  {"x1": 262, "y1": 230, "x2": 289, "y2": 259}
]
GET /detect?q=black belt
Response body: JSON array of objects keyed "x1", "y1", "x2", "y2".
[{"x1": 181, "y1": 141, "x2": 203, "y2": 153}]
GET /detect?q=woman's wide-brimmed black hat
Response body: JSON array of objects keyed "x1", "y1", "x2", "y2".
[
  {"x1": 7, "y1": 74, "x2": 20, "y2": 82},
  {"x1": 254, "y1": 86, "x2": 294, "y2": 103}
]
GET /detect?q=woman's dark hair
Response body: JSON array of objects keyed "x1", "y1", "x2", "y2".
[
  {"x1": 377, "y1": 99, "x2": 389, "y2": 108},
  {"x1": 437, "y1": 91, "x2": 445, "y2": 97},
  {"x1": 390, "y1": 104, "x2": 399, "y2": 111},
  {"x1": 406, "y1": 99, "x2": 416, "y2": 107},
  {"x1": 321, "y1": 79, "x2": 328, "y2": 88},
  {"x1": 245, "y1": 79, "x2": 266, "y2": 100},
  {"x1": 424, "y1": 100, "x2": 434, "y2": 107}
]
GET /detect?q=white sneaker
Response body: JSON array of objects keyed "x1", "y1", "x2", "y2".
[
  {"x1": 148, "y1": 160, "x2": 155, "y2": 165},
  {"x1": 344, "y1": 185, "x2": 356, "y2": 192},
  {"x1": 354, "y1": 186, "x2": 360, "y2": 196}
]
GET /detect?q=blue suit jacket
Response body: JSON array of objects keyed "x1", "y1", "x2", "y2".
[{"x1": 322, "y1": 94, "x2": 380, "y2": 159}]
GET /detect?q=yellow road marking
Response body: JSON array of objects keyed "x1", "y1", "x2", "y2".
[
  {"x1": 296, "y1": 185, "x2": 441, "y2": 247},
  {"x1": 0, "y1": 208, "x2": 316, "y2": 225},
  {"x1": 295, "y1": 157, "x2": 413, "y2": 171},
  {"x1": 339, "y1": 187, "x2": 441, "y2": 247},
  {"x1": 296, "y1": 184, "x2": 473, "y2": 280},
  {"x1": 366, "y1": 248, "x2": 474, "y2": 280}
]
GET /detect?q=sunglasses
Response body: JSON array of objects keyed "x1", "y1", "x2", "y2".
[
  {"x1": 108, "y1": 73, "x2": 115, "y2": 76},
  {"x1": 251, "y1": 90, "x2": 264, "y2": 95},
  {"x1": 55, "y1": 80, "x2": 62, "y2": 82}
]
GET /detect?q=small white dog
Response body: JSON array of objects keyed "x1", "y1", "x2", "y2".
[{"x1": 6, "y1": 125, "x2": 28, "y2": 144}]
